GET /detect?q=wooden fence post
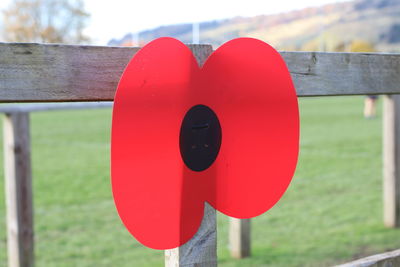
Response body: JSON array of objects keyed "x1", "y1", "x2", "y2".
[
  {"x1": 164, "y1": 44, "x2": 216, "y2": 267},
  {"x1": 383, "y1": 95, "x2": 400, "y2": 227},
  {"x1": 165, "y1": 204, "x2": 217, "y2": 267},
  {"x1": 3, "y1": 112, "x2": 34, "y2": 267},
  {"x1": 229, "y1": 218, "x2": 251, "y2": 259}
]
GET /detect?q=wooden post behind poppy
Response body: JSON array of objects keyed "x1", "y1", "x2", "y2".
[
  {"x1": 163, "y1": 44, "x2": 217, "y2": 266},
  {"x1": 165, "y1": 203, "x2": 217, "y2": 266}
]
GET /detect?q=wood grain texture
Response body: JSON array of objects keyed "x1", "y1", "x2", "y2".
[
  {"x1": 0, "y1": 43, "x2": 139, "y2": 102},
  {"x1": 383, "y1": 95, "x2": 400, "y2": 227},
  {"x1": 229, "y1": 218, "x2": 251, "y2": 259},
  {"x1": 165, "y1": 204, "x2": 217, "y2": 267},
  {"x1": 1, "y1": 43, "x2": 399, "y2": 102},
  {"x1": 0, "y1": 43, "x2": 212, "y2": 102},
  {"x1": 335, "y1": 248, "x2": 400, "y2": 267},
  {"x1": 281, "y1": 52, "x2": 400, "y2": 96},
  {"x1": 3, "y1": 112, "x2": 34, "y2": 267}
]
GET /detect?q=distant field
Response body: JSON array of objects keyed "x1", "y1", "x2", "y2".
[{"x1": 0, "y1": 96, "x2": 399, "y2": 267}]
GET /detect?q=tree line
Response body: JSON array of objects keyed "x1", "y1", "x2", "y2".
[{"x1": 2, "y1": 0, "x2": 90, "y2": 44}]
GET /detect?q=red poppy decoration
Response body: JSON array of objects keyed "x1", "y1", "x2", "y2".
[{"x1": 111, "y1": 37, "x2": 299, "y2": 250}]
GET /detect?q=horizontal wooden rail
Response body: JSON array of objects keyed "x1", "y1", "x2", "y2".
[
  {"x1": 0, "y1": 102, "x2": 112, "y2": 113},
  {"x1": 0, "y1": 43, "x2": 399, "y2": 102},
  {"x1": 336, "y1": 248, "x2": 400, "y2": 267}
]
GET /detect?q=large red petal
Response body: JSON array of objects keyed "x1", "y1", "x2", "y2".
[
  {"x1": 202, "y1": 38, "x2": 299, "y2": 218},
  {"x1": 111, "y1": 38, "x2": 205, "y2": 249}
]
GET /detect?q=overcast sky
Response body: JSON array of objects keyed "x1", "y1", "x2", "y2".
[{"x1": 1, "y1": 0, "x2": 350, "y2": 45}]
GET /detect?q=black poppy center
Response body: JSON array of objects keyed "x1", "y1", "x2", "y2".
[{"x1": 179, "y1": 105, "x2": 222, "y2": 172}]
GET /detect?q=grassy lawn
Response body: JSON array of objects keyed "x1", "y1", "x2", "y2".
[{"x1": 0, "y1": 96, "x2": 399, "y2": 266}]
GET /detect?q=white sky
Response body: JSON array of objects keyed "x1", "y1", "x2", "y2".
[{"x1": 1, "y1": 0, "x2": 349, "y2": 45}]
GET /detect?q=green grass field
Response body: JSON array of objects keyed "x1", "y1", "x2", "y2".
[{"x1": 1, "y1": 96, "x2": 399, "y2": 267}]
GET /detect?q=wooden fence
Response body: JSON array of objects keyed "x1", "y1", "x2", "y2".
[
  {"x1": 0, "y1": 42, "x2": 400, "y2": 267},
  {"x1": 0, "y1": 102, "x2": 112, "y2": 267},
  {"x1": 0, "y1": 101, "x2": 249, "y2": 266}
]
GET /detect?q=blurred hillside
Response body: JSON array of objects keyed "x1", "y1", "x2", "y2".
[{"x1": 108, "y1": 0, "x2": 400, "y2": 52}]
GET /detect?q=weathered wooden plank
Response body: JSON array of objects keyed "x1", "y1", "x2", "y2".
[
  {"x1": 165, "y1": 204, "x2": 217, "y2": 267},
  {"x1": 383, "y1": 95, "x2": 400, "y2": 227},
  {"x1": 335, "y1": 248, "x2": 400, "y2": 267},
  {"x1": 3, "y1": 112, "x2": 34, "y2": 267},
  {"x1": 164, "y1": 45, "x2": 216, "y2": 267},
  {"x1": 0, "y1": 43, "x2": 138, "y2": 102},
  {"x1": 1, "y1": 43, "x2": 399, "y2": 102},
  {"x1": 0, "y1": 102, "x2": 112, "y2": 113},
  {"x1": 0, "y1": 43, "x2": 210, "y2": 102},
  {"x1": 281, "y1": 52, "x2": 400, "y2": 96},
  {"x1": 229, "y1": 218, "x2": 251, "y2": 259}
]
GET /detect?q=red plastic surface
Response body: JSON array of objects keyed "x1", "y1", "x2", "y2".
[{"x1": 111, "y1": 37, "x2": 299, "y2": 249}]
